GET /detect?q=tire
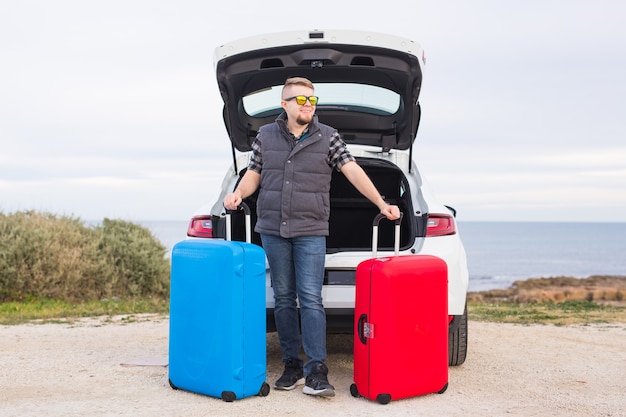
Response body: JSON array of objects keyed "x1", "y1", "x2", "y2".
[
  {"x1": 349, "y1": 383, "x2": 360, "y2": 398},
  {"x1": 448, "y1": 303, "x2": 468, "y2": 366}
]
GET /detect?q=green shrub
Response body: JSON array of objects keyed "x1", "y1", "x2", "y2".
[
  {"x1": 96, "y1": 218, "x2": 170, "y2": 298},
  {"x1": 0, "y1": 211, "x2": 170, "y2": 302}
]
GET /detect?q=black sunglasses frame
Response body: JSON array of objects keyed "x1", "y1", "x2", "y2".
[{"x1": 283, "y1": 95, "x2": 319, "y2": 105}]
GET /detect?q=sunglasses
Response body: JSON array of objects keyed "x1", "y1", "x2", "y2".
[{"x1": 284, "y1": 95, "x2": 318, "y2": 106}]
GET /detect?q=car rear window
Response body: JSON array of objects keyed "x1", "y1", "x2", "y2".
[{"x1": 243, "y1": 83, "x2": 400, "y2": 116}]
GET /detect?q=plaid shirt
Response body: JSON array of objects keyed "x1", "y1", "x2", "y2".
[{"x1": 247, "y1": 125, "x2": 355, "y2": 174}]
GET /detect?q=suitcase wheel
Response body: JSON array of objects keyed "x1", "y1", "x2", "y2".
[
  {"x1": 437, "y1": 382, "x2": 449, "y2": 394},
  {"x1": 349, "y1": 383, "x2": 360, "y2": 398},
  {"x1": 221, "y1": 391, "x2": 236, "y2": 402},
  {"x1": 376, "y1": 394, "x2": 391, "y2": 405},
  {"x1": 258, "y1": 382, "x2": 270, "y2": 397},
  {"x1": 168, "y1": 379, "x2": 178, "y2": 390}
]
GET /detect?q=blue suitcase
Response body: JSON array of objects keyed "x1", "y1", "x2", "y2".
[{"x1": 168, "y1": 204, "x2": 269, "y2": 401}]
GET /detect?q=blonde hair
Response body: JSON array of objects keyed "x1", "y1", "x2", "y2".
[{"x1": 282, "y1": 77, "x2": 314, "y2": 98}]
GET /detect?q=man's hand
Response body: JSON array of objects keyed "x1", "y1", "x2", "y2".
[
  {"x1": 223, "y1": 170, "x2": 261, "y2": 211},
  {"x1": 381, "y1": 204, "x2": 401, "y2": 220},
  {"x1": 223, "y1": 192, "x2": 242, "y2": 211}
]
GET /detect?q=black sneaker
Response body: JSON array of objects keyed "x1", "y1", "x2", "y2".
[
  {"x1": 274, "y1": 358, "x2": 304, "y2": 390},
  {"x1": 303, "y1": 362, "x2": 335, "y2": 397}
]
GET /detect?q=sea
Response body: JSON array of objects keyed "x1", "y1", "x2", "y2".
[{"x1": 138, "y1": 220, "x2": 626, "y2": 293}]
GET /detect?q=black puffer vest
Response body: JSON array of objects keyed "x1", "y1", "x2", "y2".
[{"x1": 254, "y1": 114, "x2": 336, "y2": 238}]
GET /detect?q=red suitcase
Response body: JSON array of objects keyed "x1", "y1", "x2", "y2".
[{"x1": 351, "y1": 214, "x2": 449, "y2": 404}]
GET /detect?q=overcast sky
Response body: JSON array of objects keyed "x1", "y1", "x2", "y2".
[{"x1": 1, "y1": 1, "x2": 625, "y2": 223}]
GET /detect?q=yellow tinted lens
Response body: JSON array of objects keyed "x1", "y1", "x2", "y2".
[
  {"x1": 308, "y1": 96, "x2": 318, "y2": 105},
  {"x1": 295, "y1": 96, "x2": 307, "y2": 105}
]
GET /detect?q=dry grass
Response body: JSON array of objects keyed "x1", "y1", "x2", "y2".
[
  {"x1": 468, "y1": 275, "x2": 626, "y2": 304},
  {"x1": 468, "y1": 275, "x2": 626, "y2": 325}
]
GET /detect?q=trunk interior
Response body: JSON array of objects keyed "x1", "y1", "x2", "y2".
[
  {"x1": 224, "y1": 158, "x2": 418, "y2": 252},
  {"x1": 327, "y1": 159, "x2": 415, "y2": 253}
]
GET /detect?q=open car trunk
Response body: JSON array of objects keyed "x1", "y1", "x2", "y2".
[
  {"x1": 327, "y1": 158, "x2": 417, "y2": 253},
  {"x1": 224, "y1": 158, "x2": 421, "y2": 252}
]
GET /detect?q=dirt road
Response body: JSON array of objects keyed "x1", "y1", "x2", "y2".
[{"x1": 1, "y1": 316, "x2": 624, "y2": 417}]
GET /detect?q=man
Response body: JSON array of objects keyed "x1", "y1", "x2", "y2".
[{"x1": 223, "y1": 77, "x2": 400, "y2": 397}]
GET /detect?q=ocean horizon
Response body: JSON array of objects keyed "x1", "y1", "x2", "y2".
[{"x1": 137, "y1": 220, "x2": 626, "y2": 292}]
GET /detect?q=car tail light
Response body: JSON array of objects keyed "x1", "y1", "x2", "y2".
[
  {"x1": 187, "y1": 216, "x2": 213, "y2": 238},
  {"x1": 426, "y1": 214, "x2": 456, "y2": 237}
]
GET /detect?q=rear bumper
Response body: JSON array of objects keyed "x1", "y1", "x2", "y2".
[
  {"x1": 266, "y1": 307, "x2": 465, "y2": 334},
  {"x1": 265, "y1": 234, "x2": 469, "y2": 317},
  {"x1": 266, "y1": 308, "x2": 354, "y2": 334}
]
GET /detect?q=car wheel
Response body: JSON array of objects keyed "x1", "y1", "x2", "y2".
[{"x1": 448, "y1": 303, "x2": 468, "y2": 366}]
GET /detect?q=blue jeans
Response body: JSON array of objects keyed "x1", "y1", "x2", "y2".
[{"x1": 260, "y1": 234, "x2": 326, "y2": 376}]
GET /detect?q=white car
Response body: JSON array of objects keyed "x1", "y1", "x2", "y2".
[{"x1": 187, "y1": 30, "x2": 469, "y2": 366}]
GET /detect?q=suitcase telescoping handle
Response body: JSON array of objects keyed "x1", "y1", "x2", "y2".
[
  {"x1": 225, "y1": 202, "x2": 252, "y2": 243},
  {"x1": 371, "y1": 212, "x2": 404, "y2": 258}
]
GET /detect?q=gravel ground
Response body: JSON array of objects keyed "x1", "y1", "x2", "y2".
[{"x1": 1, "y1": 315, "x2": 625, "y2": 417}]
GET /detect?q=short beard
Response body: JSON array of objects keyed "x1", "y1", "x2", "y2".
[{"x1": 296, "y1": 114, "x2": 312, "y2": 125}]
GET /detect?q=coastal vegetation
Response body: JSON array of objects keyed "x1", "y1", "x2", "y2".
[
  {"x1": 468, "y1": 299, "x2": 625, "y2": 326},
  {"x1": 468, "y1": 275, "x2": 626, "y2": 325},
  {"x1": 0, "y1": 210, "x2": 170, "y2": 324},
  {"x1": 1, "y1": 210, "x2": 624, "y2": 326}
]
